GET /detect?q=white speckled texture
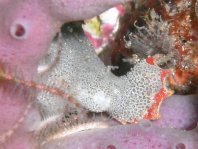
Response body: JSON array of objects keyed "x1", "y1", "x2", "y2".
[{"x1": 38, "y1": 27, "x2": 162, "y2": 121}]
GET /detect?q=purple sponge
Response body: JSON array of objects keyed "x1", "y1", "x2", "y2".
[{"x1": 153, "y1": 95, "x2": 198, "y2": 130}]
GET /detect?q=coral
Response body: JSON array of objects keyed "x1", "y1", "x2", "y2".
[
  {"x1": 118, "y1": 0, "x2": 198, "y2": 93},
  {"x1": 124, "y1": 9, "x2": 174, "y2": 57},
  {"x1": 83, "y1": 5, "x2": 124, "y2": 53}
]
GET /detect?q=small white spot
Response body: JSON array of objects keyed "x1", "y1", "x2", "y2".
[
  {"x1": 37, "y1": 64, "x2": 49, "y2": 74},
  {"x1": 100, "y1": 7, "x2": 119, "y2": 25},
  {"x1": 93, "y1": 91, "x2": 111, "y2": 111}
]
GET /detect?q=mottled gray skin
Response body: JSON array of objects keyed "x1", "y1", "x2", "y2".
[
  {"x1": 37, "y1": 27, "x2": 198, "y2": 148},
  {"x1": 38, "y1": 28, "x2": 162, "y2": 122}
]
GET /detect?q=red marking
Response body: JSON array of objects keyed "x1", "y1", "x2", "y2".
[
  {"x1": 161, "y1": 69, "x2": 171, "y2": 82},
  {"x1": 144, "y1": 70, "x2": 172, "y2": 120},
  {"x1": 0, "y1": 70, "x2": 83, "y2": 110},
  {"x1": 146, "y1": 57, "x2": 155, "y2": 65},
  {"x1": 144, "y1": 88, "x2": 169, "y2": 120}
]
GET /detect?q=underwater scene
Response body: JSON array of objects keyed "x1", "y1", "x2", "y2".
[{"x1": 0, "y1": 0, "x2": 198, "y2": 148}]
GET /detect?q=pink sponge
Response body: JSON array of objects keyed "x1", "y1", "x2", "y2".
[
  {"x1": 42, "y1": 120, "x2": 198, "y2": 149},
  {"x1": 153, "y1": 95, "x2": 198, "y2": 130},
  {"x1": 0, "y1": 0, "x2": 131, "y2": 148}
]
